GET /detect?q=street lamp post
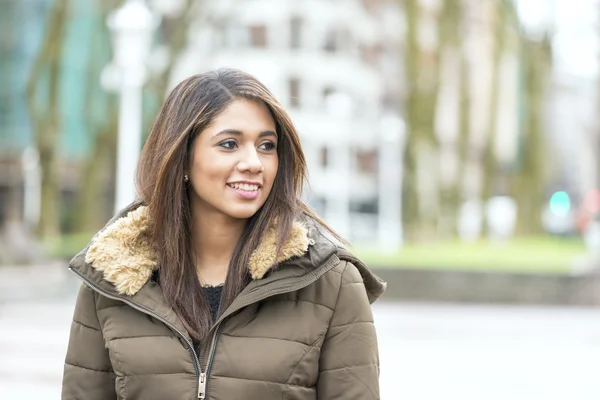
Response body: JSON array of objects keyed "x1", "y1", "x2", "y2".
[
  {"x1": 21, "y1": 147, "x2": 41, "y2": 229},
  {"x1": 106, "y1": 0, "x2": 156, "y2": 212}
]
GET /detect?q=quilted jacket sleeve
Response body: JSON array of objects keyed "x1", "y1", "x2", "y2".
[
  {"x1": 317, "y1": 261, "x2": 381, "y2": 399},
  {"x1": 62, "y1": 284, "x2": 116, "y2": 400}
]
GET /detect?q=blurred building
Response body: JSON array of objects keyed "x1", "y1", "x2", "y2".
[
  {"x1": 0, "y1": 0, "x2": 404, "y2": 244},
  {"x1": 0, "y1": 0, "x2": 50, "y2": 226},
  {"x1": 170, "y1": 0, "x2": 404, "y2": 242},
  {"x1": 0, "y1": 0, "x2": 101, "y2": 231}
]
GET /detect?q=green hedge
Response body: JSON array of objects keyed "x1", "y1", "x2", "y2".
[{"x1": 353, "y1": 237, "x2": 586, "y2": 274}]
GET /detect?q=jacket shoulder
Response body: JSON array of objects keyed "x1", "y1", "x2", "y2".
[
  {"x1": 328, "y1": 256, "x2": 363, "y2": 285},
  {"x1": 330, "y1": 247, "x2": 387, "y2": 304},
  {"x1": 72, "y1": 283, "x2": 103, "y2": 328}
]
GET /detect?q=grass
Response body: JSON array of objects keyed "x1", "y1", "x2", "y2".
[
  {"x1": 352, "y1": 236, "x2": 587, "y2": 274},
  {"x1": 43, "y1": 232, "x2": 95, "y2": 260},
  {"x1": 43, "y1": 232, "x2": 586, "y2": 274}
]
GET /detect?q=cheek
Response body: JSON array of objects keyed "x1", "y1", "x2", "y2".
[
  {"x1": 266, "y1": 157, "x2": 279, "y2": 184},
  {"x1": 197, "y1": 163, "x2": 223, "y2": 181},
  {"x1": 192, "y1": 151, "x2": 228, "y2": 182}
]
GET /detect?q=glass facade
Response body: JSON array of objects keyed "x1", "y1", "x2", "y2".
[{"x1": 0, "y1": 0, "x2": 108, "y2": 160}]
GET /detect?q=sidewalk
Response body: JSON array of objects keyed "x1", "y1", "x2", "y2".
[
  {"x1": 0, "y1": 262, "x2": 77, "y2": 302},
  {"x1": 2, "y1": 300, "x2": 600, "y2": 399}
]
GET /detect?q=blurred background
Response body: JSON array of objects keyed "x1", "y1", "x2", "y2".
[{"x1": 1, "y1": 0, "x2": 600, "y2": 398}]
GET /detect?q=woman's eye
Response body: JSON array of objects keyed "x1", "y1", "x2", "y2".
[
  {"x1": 219, "y1": 140, "x2": 237, "y2": 150},
  {"x1": 260, "y1": 141, "x2": 277, "y2": 151}
]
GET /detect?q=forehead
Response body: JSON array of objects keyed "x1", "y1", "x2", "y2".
[{"x1": 207, "y1": 98, "x2": 275, "y2": 134}]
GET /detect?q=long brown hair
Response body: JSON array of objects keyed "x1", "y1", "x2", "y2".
[{"x1": 136, "y1": 68, "x2": 341, "y2": 342}]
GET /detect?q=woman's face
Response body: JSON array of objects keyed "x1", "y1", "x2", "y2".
[{"x1": 188, "y1": 98, "x2": 279, "y2": 221}]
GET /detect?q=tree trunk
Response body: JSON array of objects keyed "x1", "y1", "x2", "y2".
[
  {"x1": 480, "y1": 0, "x2": 505, "y2": 235},
  {"x1": 436, "y1": 0, "x2": 463, "y2": 236},
  {"x1": 26, "y1": 0, "x2": 70, "y2": 238},
  {"x1": 513, "y1": 36, "x2": 550, "y2": 235},
  {"x1": 402, "y1": 0, "x2": 441, "y2": 239},
  {"x1": 2, "y1": 1, "x2": 21, "y2": 226},
  {"x1": 74, "y1": 0, "x2": 120, "y2": 232},
  {"x1": 454, "y1": 48, "x2": 471, "y2": 227}
]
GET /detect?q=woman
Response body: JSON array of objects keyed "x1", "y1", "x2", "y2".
[{"x1": 62, "y1": 68, "x2": 386, "y2": 400}]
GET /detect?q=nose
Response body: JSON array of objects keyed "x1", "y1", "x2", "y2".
[{"x1": 237, "y1": 146, "x2": 264, "y2": 173}]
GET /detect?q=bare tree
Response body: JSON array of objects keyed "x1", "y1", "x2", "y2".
[
  {"x1": 512, "y1": 33, "x2": 551, "y2": 234},
  {"x1": 73, "y1": 0, "x2": 120, "y2": 232},
  {"x1": 436, "y1": 0, "x2": 466, "y2": 236},
  {"x1": 2, "y1": 0, "x2": 21, "y2": 227},
  {"x1": 402, "y1": 0, "x2": 442, "y2": 238},
  {"x1": 479, "y1": 0, "x2": 511, "y2": 235},
  {"x1": 26, "y1": 0, "x2": 70, "y2": 238}
]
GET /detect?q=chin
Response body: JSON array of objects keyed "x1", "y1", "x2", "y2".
[{"x1": 224, "y1": 206, "x2": 262, "y2": 220}]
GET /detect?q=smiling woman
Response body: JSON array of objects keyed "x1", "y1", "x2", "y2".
[
  {"x1": 62, "y1": 68, "x2": 386, "y2": 400},
  {"x1": 189, "y1": 99, "x2": 279, "y2": 220}
]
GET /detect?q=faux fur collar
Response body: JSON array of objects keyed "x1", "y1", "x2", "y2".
[{"x1": 84, "y1": 206, "x2": 310, "y2": 296}]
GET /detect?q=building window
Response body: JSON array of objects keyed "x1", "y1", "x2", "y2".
[
  {"x1": 249, "y1": 24, "x2": 267, "y2": 47},
  {"x1": 319, "y1": 147, "x2": 329, "y2": 168},
  {"x1": 290, "y1": 16, "x2": 302, "y2": 49},
  {"x1": 324, "y1": 28, "x2": 352, "y2": 53},
  {"x1": 289, "y1": 77, "x2": 300, "y2": 107},
  {"x1": 323, "y1": 29, "x2": 338, "y2": 53},
  {"x1": 356, "y1": 149, "x2": 378, "y2": 173},
  {"x1": 322, "y1": 86, "x2": 335, "y2": 99},
  {"x1": 350, "y1": 199, "x2": 378, "y2": 214},
  {"x1": 360, "y1": 44, "x2": 381, "y2": 66}
]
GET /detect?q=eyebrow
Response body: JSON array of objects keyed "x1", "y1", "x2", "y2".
[{"x1": 213, "y1": 129, "x2": 277, "y2": 139}]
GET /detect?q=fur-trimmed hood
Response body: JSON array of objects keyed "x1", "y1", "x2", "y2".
[{"x1": 78, "y1": 206, "x2": 312, "y2": 296}]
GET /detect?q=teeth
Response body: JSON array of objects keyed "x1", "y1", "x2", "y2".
[{"x1": 230, "y1": 183, "x2": 259, "y2": 191}]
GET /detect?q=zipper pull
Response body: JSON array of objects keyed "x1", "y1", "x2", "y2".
[{"x1": 198, "y1": 373, "x2": 207, "y2": 399}]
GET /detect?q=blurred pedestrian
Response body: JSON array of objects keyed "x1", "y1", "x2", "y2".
[{"x1": 61, "y1": 68, "x2": 386, "y2": 399}]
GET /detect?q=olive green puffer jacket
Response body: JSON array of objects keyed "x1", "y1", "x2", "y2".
[{"x1": 62, "y1": 206, "x2": 386, "y2": 399}]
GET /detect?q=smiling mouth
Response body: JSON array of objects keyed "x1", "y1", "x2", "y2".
[{"x1": 226, "y1": 183, "x2": 261, "y2": 192}]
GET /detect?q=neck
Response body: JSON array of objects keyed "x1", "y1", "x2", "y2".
[{"x1": 191, "y1": 208, "x2": 247, "y2": 285}]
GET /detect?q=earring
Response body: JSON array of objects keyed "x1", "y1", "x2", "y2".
[{"x1": 184, "y1": 174, "x2": 189, "y2": 183}]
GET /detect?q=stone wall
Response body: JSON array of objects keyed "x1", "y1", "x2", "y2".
[{"x1": 373, "y1": 268, "x2": 600, "y2": 306}]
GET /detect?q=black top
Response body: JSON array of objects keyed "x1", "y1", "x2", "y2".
[
  {"x1": 153, "y1": 270, "x2": 223, "y2": 321},
  {"x1": 192, "y1": 285, "x2": 223, "y2": 353},
  {"x1": 203, "y1": 285, "x2": 223, "y2": 322}
]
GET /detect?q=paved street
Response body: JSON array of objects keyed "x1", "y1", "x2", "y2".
[
  {"x1": 1, "y1": 276, "x2": 600, "y2": 399},
  {"x1": 376, "y1": 302, "x2": 600, "y2": 399}
]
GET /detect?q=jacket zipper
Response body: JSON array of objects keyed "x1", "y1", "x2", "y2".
[
  {"x1": 198, "y1": 324, "x2": 223, "y2": 399},
  {"x1": 198, "y1": 253, "x2": 339, "y2": 399},
  {"x1": 70, "y1": 252, "x2": 339, "y2": 400},
  {"x1": 68, "y1": 267, "x2": 203, "y2": 397}
]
